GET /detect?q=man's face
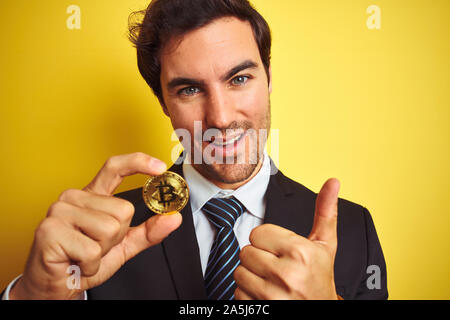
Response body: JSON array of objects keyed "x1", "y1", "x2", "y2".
[{"x1": 160, "y1": 17, "x2": 272, "y2": 186}]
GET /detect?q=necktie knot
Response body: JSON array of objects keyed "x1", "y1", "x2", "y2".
[{"x1": 202, "y1": 196, "x2": 245, "y2": 229}]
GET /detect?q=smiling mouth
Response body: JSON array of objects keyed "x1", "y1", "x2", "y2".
[{"x1": 210, "y1": 132, "x2": 245, "y2": 146}]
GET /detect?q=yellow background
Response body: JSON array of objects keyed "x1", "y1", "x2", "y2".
[{"x1": 0, "y1": 0, "x2": 449, "y2": 299}]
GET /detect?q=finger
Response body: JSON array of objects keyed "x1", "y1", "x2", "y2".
[
  {"x1": 119, "y1": 213, "x2": 182, "y2": 263},
  {"x1": 308, "y1": 178, "x2": 340, "y2": 245},
  {"x1": 239, "y1": 245, "x2": 278, "y2": 279},
  {"x1": 83, "y1": 152, "x2": 167, "y2": 196},
  {"x1": 58, "y1": 189, "x2": 134, "y2": 226},
  {"x1": 249, "y1": 224, "x2": 311, "y2": 257},
  {"x1": 41, "y1": 218, "x2": 102, "y2": 277},
  {"x1": 234, "y1": 287, "x2": 255, "y2": 300},
  {"x1": 234, "y1": 265, "x2": 269, "y2": 300},
  {"x1": 85, "y1": 213, "x2": 183, "y2": 286},
  {"x1": 48, "y1": 202, "x2": 124, "y2": 256}
]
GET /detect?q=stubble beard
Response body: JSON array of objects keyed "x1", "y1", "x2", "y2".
[{"x1": 193, "y1": 100, "x2": 271, "y2": 185}]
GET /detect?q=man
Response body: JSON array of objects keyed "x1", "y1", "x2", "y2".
[{"x1": 3, "y1": 0, "x2": 387, "y2": 300}]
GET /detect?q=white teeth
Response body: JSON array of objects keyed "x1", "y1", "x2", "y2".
[{"x1": 212, "y1": 134, "x2": 242, "y2": 146}]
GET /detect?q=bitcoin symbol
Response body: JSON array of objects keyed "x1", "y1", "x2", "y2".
[
  {"x1": 143, "y1": 171, "x2": 189, "y2": 215},
  {"x1": 153, "y1": 181, "x2": 176, "y2": 208}
]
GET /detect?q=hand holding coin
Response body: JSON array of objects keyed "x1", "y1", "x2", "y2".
[{"x1": 10, "y1": 153, "x2": 182, "y2": 300}]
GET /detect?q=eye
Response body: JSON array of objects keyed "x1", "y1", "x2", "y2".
[
  {"x1": 231, "y1": 75, "x2": 250, "y2": 86},
  {"x1": 178, "y1": 87, "x2": 200, "y2": 96}
]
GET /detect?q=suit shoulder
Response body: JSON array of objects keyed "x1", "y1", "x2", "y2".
[
  {"x1": 277, "y1": 171, "x2": 368, "y2": 222},
  {"x1": 274, "y1": 170, "x2": 316, "y2": 198}
]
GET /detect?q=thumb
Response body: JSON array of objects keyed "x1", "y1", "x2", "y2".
[
  {"x1": 121, "y1": 212, "x2": 182, "y2": 262},
  {"x1": 308, "y1": 178, "x2": 340, "y2": 246}
]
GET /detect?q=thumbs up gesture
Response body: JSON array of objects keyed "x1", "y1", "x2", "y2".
[{"x1": 234, "y1": 178, "x2": 340, "y2": 300}]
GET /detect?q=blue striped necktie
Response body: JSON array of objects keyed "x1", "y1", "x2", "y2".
[{"x1": 202, "y1": 196, "x2": 245, "y2": 300}]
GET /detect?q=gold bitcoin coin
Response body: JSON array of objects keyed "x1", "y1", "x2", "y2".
[{"x1": 142, "y1": 171, "x2": 189, "y2": 215}]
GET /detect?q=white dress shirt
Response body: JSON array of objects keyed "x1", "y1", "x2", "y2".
[
  {"x1": 2, "y1": 151, "x2": 271, "y2": 299},
  {"x1": 183, "y1": 151, "x2": 271, "y2": 275}
]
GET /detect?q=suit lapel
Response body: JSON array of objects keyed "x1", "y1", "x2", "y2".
[
  {"x1": 160, "y1": 157, "x2": 315, "y2": 299},
  {"x1": 263, "y1": 160, "x2": 315, "y2": 238},
  {"x1": 161, "y1": 161, "x2": 207, "y2": 299}
]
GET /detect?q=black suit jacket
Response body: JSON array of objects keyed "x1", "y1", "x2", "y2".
[{"x1": 87, "y1": 160, "x2": 388, "y2": 300}]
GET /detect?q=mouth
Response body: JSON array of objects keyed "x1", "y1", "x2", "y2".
[
  {"x1": 210, "y1": 132, "x2": 245, "y2": 146},
  {"x1": 205, "y1": 131, "x2": 247, "y2": 158}
]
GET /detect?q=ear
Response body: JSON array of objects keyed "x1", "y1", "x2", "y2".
[{"x1": 268, "y1": 64, "x2": 273, "y2": 94}]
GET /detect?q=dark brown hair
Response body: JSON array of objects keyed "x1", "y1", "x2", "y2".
[{"x1": 128, "y1": 0, "x2": 272, "y2": 105}]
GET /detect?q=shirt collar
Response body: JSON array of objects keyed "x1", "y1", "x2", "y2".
[{"x1": 182, "y1": 152, "x2": 271, "y2": 219}]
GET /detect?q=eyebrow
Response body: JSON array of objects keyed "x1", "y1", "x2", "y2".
[{"x1": 166, "y1": 59, "x2": 259, "y2": 91}]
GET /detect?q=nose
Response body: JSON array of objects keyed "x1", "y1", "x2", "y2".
[{"x1": 204, "y1": 85, "x2": 236, "y2": 130}]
